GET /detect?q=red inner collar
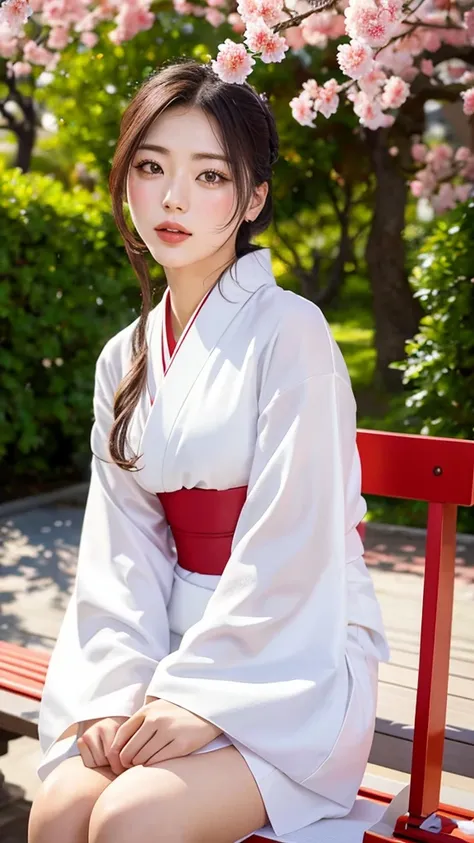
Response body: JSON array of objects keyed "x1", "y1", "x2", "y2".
[{"x1": 165, "y1": 291, "x2": 177, "y2": 357}]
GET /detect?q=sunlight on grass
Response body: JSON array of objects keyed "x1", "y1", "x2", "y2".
[{"x1": 328, "y1": 320, "x2": 376, "y2": 390}]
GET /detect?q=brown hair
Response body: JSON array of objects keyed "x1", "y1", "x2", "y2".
[{"x1": 108, "y1": 58, "x2": 279, "y2": 470}]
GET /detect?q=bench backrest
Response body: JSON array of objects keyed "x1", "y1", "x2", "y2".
[{"x1": 356, "y1": 429, "x2": 474, "y2": 821}]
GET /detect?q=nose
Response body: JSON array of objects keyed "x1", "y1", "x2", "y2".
[{"x1": 161, "y1": 177, "x2": 188, "y2": 213}]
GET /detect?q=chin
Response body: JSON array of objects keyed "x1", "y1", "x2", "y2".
[{"x1": 148, "y1": 241, "x2": 223, "y2": 268}]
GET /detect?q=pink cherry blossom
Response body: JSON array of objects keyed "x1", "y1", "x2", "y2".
[
  {"x1": 205, "y1": 8, "x2": 225, "y2": 26},
  {"x1": 461, "y1": 87, "x2": 474, "y2": 116},
  {"x1": 80, "y1": 30, "x2": 99, "y2": 46},
  {"x1": 257, "y1": 0, "x2": 284, "y2": 27},
  {"x1": 23, "y1": 38, "x2": 57, "y2": 66},
  {"x1": 454, "y1": 147, "x2": 471, "y2": 164},
  {"x1": 460, "y1": 70, "x2": 474, "y2": 85},
  {"x1": 260, "y1": 31, "x2": 288, "y2": 62},
  {"x1": 173, "y1": 0, "x2": 195, "y2": 13},
  {"x1": 227, "y1": 12, "x2": 246, "y2": 33},
  {"x1": 455, "y1": 184, "x2": 472, "y2": 203},
  {"x1": 314, "y1": 79, "x2": 340, "y2": 118},
  {"x1": 353, "y1": 90, "x2": 391, "y2": 128},
  {"x1": 284, "y1": 25, "x2": 305, "y2": 49},
  {"x1": 0, "y1": 0, "x2": 32, "y2": 36},
  {"x1": 47, "y1": 26, "x2": 70, "y2": 50},
  {"x1": 245, "y1": 18, "x2": 273, "y2": 52},
  {"x1": 345, "y1": 0, "x2": 401, "y2": 48},
  {"x1": 211, "y1": 39, "x2": 256, "y2": 83},
  {"x1": 465, "y1": 10, "x2": 474, "y2": 44},
  {"x1": 337, "y1": 39, "x2": 374, "y2": 79},
  {"x1": 302, "y1": 11, "x2": 344, "y2": 48},
  {"x1": 380, "y1": 75, "x2": 409, "y2": 108},
  {"x1": 413, "y1": 167, "x2": 437, "y2": 195},
  {"x1": 420, "y1": 58, "x2": 433, "y2": 76},
  {"x1": 411, "y1": 143, "x2": 427, "y2": 163},
  {"x1": 74, "y1": 10, "x2": 101, "y2": 32},
  {"x1": 109, "y1": 1, "x2": 154, "y2": 46},
  {"x1": 302, "y1": 78, "x2": 320, "y2": 99},
  {"x1": 290, "y1": 92, "x2": 317, "y2": 127},
  {"x1": 358, "y1": 63, "x2": 386, "y2": 95},
  {"x1": 410, "y1": 180, "x2": 424, "y2": 198},
  {"x1": 419, "y1": 30, "x2": 441, "y2": 53},
  {"x1": 431, "y1": 183, "x2": 456, "y2": 214},
  {"x1": 10, "y1": 59, "x2": 32, "y2": 75},
  {"x1": 0, "y1": 35, "x2": 18, "y2": 57},
  {"x1": 244, "y1": 17, "x2": 288, "y2": 61},
  {"x1": 446, "y1": 62, "x2": 467, "y2": 81},
  {"x1": 237, "y1": 0, "x2": 259, "y2": 23}
]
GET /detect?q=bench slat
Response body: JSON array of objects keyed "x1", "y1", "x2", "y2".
[
  {"x1": 0, "y1": 641, "x2": 50, "y2": 665},
  {"x1": 0, "y1": 668, "x2": 44, "y2": 700},
  {"x1": 0, "y1": 655, "x2": 49, "y2": 680}
]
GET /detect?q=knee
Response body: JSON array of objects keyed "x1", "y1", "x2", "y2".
[
  {"x1": 29, "y1": 758, "x2": 114, "y2": 843},
  {"x1": 29, "y1": 770, "x2": 87, "y2": 842},
  {"x1": 89, "y1": 780, "x2": 198, "y2": 843}
]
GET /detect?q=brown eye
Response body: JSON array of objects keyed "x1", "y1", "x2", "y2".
[
  {"x1": 134, "y1": 160, "x2": 162, "y2": 175},
  {"x1": 199, "y1": 169, "x2": 228, "y2": 185}
]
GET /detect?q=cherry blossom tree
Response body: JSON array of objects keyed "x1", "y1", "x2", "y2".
[
  {"x1": 1, "y1": 0, "x2": 473, "y2": 210},
  {"x1": 1, "y1": 0, "x2": 473, "y2": 386}
]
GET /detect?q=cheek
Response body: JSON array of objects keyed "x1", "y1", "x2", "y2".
[
  {"x1": 127, "y1": 177, "x2": 151, "y2": 219},
  {"x1": 206, "y1": 186, "x2": 236, "y2": 227}
]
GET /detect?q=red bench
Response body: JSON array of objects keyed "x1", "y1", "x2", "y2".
[{"x1": 1, "y1": 428, "x2": 473, "y2": 841}]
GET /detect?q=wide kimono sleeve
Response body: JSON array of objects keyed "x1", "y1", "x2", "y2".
[
  {"x1": 38, "y1": 337, "x2": 176, "y2": 764},
  {"x1": 145, "y1": 355, "x2": 372, "y2": 795}
]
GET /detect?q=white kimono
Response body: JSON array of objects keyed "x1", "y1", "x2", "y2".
[{"x1": 37, "y1": 247, "x2": 390, "y2": 841}]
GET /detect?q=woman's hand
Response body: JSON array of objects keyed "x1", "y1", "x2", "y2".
[
  {"x1": 107, "y1": 698, "x2": 223, "y2": 774},
  {"x1": 77, "y1": 716, "x2": 130, "y2": 773}
]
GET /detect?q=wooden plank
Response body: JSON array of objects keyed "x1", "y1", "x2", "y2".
[
  {"x1": 387, "y1": 647, "x2": 474, "y2": 679},
  {"x1": 379, "y1": 662, "x2": 474, "y2": 700},
  {"x1": 376, "y1": 682, "x2": 474, "y2": 735},
  {"x1": 369, "y1": 730, "x2": 474, "y2": 779}
]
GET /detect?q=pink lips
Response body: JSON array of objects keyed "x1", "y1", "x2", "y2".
[
  {"x1": 154, "y1": 221, "x2": 192, "y2": 245},
  {"x1": 155, "y1": 229, "x2": 191, "y2": 244}
]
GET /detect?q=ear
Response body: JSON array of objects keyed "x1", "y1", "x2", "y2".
[{"x1": 245, "y1": 181, "x2": 269, "y2": 223}]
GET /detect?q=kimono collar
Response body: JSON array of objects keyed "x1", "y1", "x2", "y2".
[{"x1": 133, "y1": 247, "x2": 276, "y2": 488}]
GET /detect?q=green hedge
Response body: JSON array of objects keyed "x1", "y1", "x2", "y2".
[
  {"x1": 0, "y1": 162, "x2": 157, "y2": 497},
  {"x1": 366, "y1": 199, "x2": 474, "y2": 533},
  {"x1": 393, "y1": 199, "x2": 474, "y2": 441}
]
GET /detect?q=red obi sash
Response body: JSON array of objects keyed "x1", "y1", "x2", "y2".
[
  {"x1": 155, "y1": 289, "x2": 366, "y2": 576},
  {"x1": 157, "y1": 487, "x2": 248, "y2": 575}
]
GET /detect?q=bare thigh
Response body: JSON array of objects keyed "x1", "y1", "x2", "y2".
[
  {"x1": 89, "y1": 745, "x2": 269, "y2": 843},
  {"x1": 28, "y1": 755, "x2": 118, "y2": 843}
]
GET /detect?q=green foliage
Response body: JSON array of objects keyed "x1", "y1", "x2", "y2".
[
  {"x1": 0, "y1": 160, "x2": 157, "y2": 490},
  {"x1": 391, "y1": 199, "x2": 474, "y2": 441},
  {"x1": 361, "y1": 200, "x2": 474, "y2": 533}
]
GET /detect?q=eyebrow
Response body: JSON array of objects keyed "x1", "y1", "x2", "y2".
[{"x1": 137, "y1": 143, "x2": 230, "y2": 164}]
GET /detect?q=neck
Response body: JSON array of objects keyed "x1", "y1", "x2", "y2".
[{"x1": 164, "y1": 246, "x2": 236, "y2": 341}]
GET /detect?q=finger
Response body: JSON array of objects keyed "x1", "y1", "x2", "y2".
[
  {"x1": 94, "y1": 731, "x2": 111, "y2": 768},
  {"x1": 109, "y1": 712, "x2": 144, "y2": 758},
  {"x1": 118, "y1": 725, "x2": 156, "y2": 767},
  {"x1": 129, "y1": 730, "x2": 166, "y2": 766},
  {"x1": 78, "y1": 735, "x2": 99, "y2": 768},
  {"x1": 143, "y1": 739, "x2": 186, "y2": 766},
  {"x1": 106, "y1": 747, "x2": 129, "y2": 777},
  {"x1": 102, "y1": 729, "x2": 131, "y2": 776}
]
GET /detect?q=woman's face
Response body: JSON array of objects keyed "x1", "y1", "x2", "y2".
[{"x1": 126, "y1": 105, "x2": 258, "y2": 269}]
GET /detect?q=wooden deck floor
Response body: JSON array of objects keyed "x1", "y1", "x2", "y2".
[{"x1": 364, "y1": 527, "x2": 474, "y2": 780}]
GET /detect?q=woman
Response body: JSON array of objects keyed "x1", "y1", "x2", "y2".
[{"x1": 29, "y1": 58, "x2": 389, "y2": 843}]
